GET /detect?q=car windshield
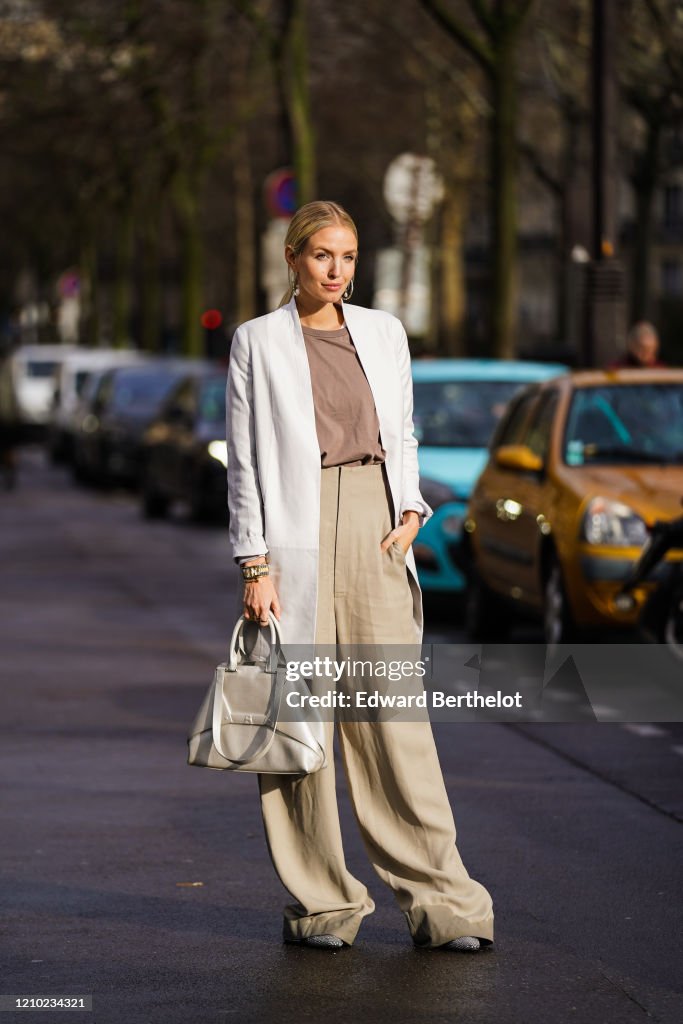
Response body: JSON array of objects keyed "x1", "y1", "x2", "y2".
[
  {"x1": 109, "y1": 370, "x2": 178, "y2": 414},
  {"x1": 75, "y1": 370, "x2": 91, "y2": 395},
  {"x1": 413, "y1": 379, "x2": 531, "y2": 447},
  {"x1": 564, "y1": 383, "x2": 683, "y2": 465},
  {"x1": 198, "y1": 378, "x2": 226, "y2": 423}
]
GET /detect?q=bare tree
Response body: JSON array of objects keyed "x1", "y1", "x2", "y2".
[
  {"x1": 236, "y1": 0, "x2": 317, "y2": 203},
  {"x1": 419, "y1": 0, "x2": 538, "y2": 358},
  {"x1": 619, "y1": 0, "x2": 683, "y2": 322}
]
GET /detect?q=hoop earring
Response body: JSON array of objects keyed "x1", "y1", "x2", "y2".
[{"x1": 342, "y1": 278, "x2": 354, "y2": 301}]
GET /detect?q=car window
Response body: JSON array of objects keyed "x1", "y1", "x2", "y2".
[
  {"x1": 412, "y1": 379, "x2": 531, "y2": 448},
  {"x1": 491, "y1": 391, "x2": 540, "y2": 449},
  {"x1": 524, "y1": 391, "x2": 559, "y2": 459},
  {"x1": 75, "y1": 370, "x2": 91, "y2": 395},
  {"x1": 564, "y1": 383, "x2": 683, "y2": 465},
  {"x1": 93, "y1": 373, "x2": 114, "y2": 412},
  {"x1": 165, "y1": 378, "x2": 198, "y2": 419},
  {"x1": 109, "y1": 369, "x2": 179, "y2": 414}
]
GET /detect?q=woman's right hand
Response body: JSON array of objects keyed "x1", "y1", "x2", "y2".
[{"x1": 243, "y1": 577, "x2": 281, "y2": 626}]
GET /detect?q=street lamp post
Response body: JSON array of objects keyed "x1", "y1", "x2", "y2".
[{"x1": 583, "y1": 0, "x2": 626, "y2": 367}]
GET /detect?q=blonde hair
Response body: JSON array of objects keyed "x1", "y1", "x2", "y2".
[{"x1": 278, "y1": 200, "x2": 358, "y2": 307}]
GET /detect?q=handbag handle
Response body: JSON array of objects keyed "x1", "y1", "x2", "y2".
[
  {"x1": 227, "y1": 612, "x2": 283, "y2": 672},
  {"x1": 213, "y1": 612, "x2": 287, "y2": 766}
]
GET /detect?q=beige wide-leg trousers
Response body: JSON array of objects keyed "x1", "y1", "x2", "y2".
[{"x1": 258, "y1": 464, "x2": 494, "y2": 947}]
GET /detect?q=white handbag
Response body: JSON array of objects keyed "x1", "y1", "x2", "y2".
[{"x1": 187, "y1": 612, "x2": 327, "y2": 774}]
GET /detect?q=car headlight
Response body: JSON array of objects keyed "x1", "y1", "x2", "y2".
[
  {"x1": 81, "y1": 414, "x2": 99, "y2": 433},
  {"x1": 420, "y1": 477, "x2": 457, "y2": 510},
  {"x1": 581, "y1": 497, "x2": 648, "y2": 546},
  {"x1": 207, "y1": 440, "x2": 228, "y2": 468}
]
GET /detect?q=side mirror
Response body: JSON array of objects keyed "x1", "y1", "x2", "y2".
[{"x1": 494, "y1": 444, "x2": 544, "y2": 473}]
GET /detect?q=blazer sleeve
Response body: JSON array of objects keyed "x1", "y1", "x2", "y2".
[
  {"x1": 395, "y1": 321, "x2": 433, "y2": 527},
  {"x1": 226, "y1": 327, "x2": 268, "y2": 558}
]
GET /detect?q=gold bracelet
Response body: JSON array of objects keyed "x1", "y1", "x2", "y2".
[{"x1": 241, "y1": 563, "x2": 269, "y2": 582}]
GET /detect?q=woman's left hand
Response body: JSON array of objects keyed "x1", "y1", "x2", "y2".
[{"x1": 380, "y1": 510, "x2": 420, "y2": 555}]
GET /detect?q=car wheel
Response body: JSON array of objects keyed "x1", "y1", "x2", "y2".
[
  {"x1": 142, "y1": 481, "x2": 169, "y2": 519},
  {"x1": 72, "y1": 448, "x2": 91, "y2": 485},
  {"x1": 48, "y1": 436, "x2": 64, "y2": 464},
  {"x1": 189, "y1": 467, "x2": 224, "y2": 524},
  {"x1": 543, "y1": 557, "x2": 576, "y2": 646},
  {"x1": 188, "y1": 475, "x2": 211, "y2": 522},
  {"x1": 465, "y1": 575, "x2": 510, "y2": 642}
]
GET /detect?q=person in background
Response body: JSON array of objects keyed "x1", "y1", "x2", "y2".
[{"x1": 609, "y1": 322, "x2": 666, "y2": 369}]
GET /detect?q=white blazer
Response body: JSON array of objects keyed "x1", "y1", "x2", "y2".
[{"x1": 225, "y1": 296, "x2": 433, "y2": 646}]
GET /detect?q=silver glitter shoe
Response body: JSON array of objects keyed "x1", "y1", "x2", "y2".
[
  {"x1": 442, "y1": 935, "x2": 481, "y2": 952},
  {"x1": 301, "y1": 934, "x2": 345, "y2": 949}
]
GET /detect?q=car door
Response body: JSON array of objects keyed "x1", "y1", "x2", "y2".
[
  {"x1": 508, "y1": 389, "x2": 561, "y2": 604},
  {"x1": 157, "y1": 377, "x2": 199, "y2": 497},
  {"x1": 470, "y1": 390, "x2": 545, "y2": 601}
]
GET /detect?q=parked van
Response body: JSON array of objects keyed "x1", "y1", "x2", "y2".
[
  {"x1": 48, "y1": 347, "x2": 144, "y2": 461},
  {"x1": 11, "y1": 344, "x2": 76, "y2": 433}
]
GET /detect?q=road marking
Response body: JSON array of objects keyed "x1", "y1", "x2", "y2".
[{"x1": 622, "y1": 723, "x2": 668, "y2": 737}]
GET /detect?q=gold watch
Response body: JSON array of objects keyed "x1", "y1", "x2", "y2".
[{"x1": 241, "y1": 563, "x2": 270, "y2": 582}]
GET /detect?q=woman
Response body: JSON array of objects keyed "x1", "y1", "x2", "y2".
[{"x1": 226, "y1": 200, "x2": 494, "y2": 952}]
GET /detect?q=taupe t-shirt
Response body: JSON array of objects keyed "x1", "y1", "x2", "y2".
[{"x1": 301, "y1": 323, "x2": 386, "y2": 467}]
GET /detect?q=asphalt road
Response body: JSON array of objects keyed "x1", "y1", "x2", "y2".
[{"x1": 1, "y1": 450, "x2": 682, "y2": 1024}]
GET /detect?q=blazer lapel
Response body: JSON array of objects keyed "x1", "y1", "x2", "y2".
[
  {"x1": 342, "y1": 301, "x2": 394, "y2": 437},
  {"x1": 282, "y1": 296, "x2": 318, "y2": 427}
]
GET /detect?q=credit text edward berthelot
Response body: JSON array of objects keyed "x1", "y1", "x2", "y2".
[{"x1": 284, "y1": 657, "x2": 523, "y2": 710}]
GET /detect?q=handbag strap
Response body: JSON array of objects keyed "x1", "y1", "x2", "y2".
[
  {"x1": 213, "y1": 613, "x2": 287, "y2": 765},
  {"x1": 227, "y1": 612, "x2": 283, "y2": 673}
]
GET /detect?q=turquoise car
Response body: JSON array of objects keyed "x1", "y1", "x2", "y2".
[{"x1": 412, "y1": 359, "x2": 566, "y2": 593}]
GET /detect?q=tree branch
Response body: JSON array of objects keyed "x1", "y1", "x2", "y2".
[
  {"x1": 419, "y1": 0, "x2": 494, "y2": 70},
  {"x1": 504, "y1": 0, "x2": 537, "y2": 32},
  {"x1": 382, "y1": 12, "x2": 490, "y2": 116},
  {"x1": 519, "y1": 139, "x2": 561, "y2": 194},
  {"x1": 469, "y1": 0, "x2": 496, "y2": 38},
  {"x1": 233, "y1": 0, "x2": 281, "y2": 61}
]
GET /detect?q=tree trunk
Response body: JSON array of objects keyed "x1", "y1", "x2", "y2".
[
  {"x1": 557, "y1": 112, "x2": 581, "y2": 345},
  {"x1": 79, "y1": 229, "x2": 99, "y2": 348},
  {"x1": 284, "y1": 0, "x2": 316, "y2": 204},
  {"x1": 489, "y1": 38, "x2": 518, "y2": 360},
  {"x1": 631, "y1": 119, "x2": 660, "y2": 322},
  {"x1": 112, "y1": 201, "x2": 135, "y2": 349},
  {"x1": 140, "y1": 205, "x2": 162, "y2": 353},
  {"x1": 179, "y1": 193, "x2": 202, "y2": 358},
  {"x1": 439, "y1": 183, "x2": 469, "y2": 356},
  {"x1": 233, "y1": 124, "x2": 257, "y2": 325}
]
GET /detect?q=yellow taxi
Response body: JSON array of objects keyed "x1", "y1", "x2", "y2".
[{"x1": 464, "y1": 369, "x2": 683, "y2": 642}]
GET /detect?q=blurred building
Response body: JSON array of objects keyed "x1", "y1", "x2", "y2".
[{"x1": 462, "y1": 128, "x2": 683, "y2": 365}]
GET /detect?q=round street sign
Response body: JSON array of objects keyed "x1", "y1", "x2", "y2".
[
  {"x1": 264, "y1": 168, "x2": 297, "y2": 219},
  {"x1": 383, "y1": 153, "x2": 444, "y2": 225}
]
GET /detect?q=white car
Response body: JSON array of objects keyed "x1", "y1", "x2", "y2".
[
  {"x1": 11, "y1": 344, "x2": 78, "y2": 430},
  {"x1": 49, "y1": 348, "x2": 145, "y2": 461}
]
